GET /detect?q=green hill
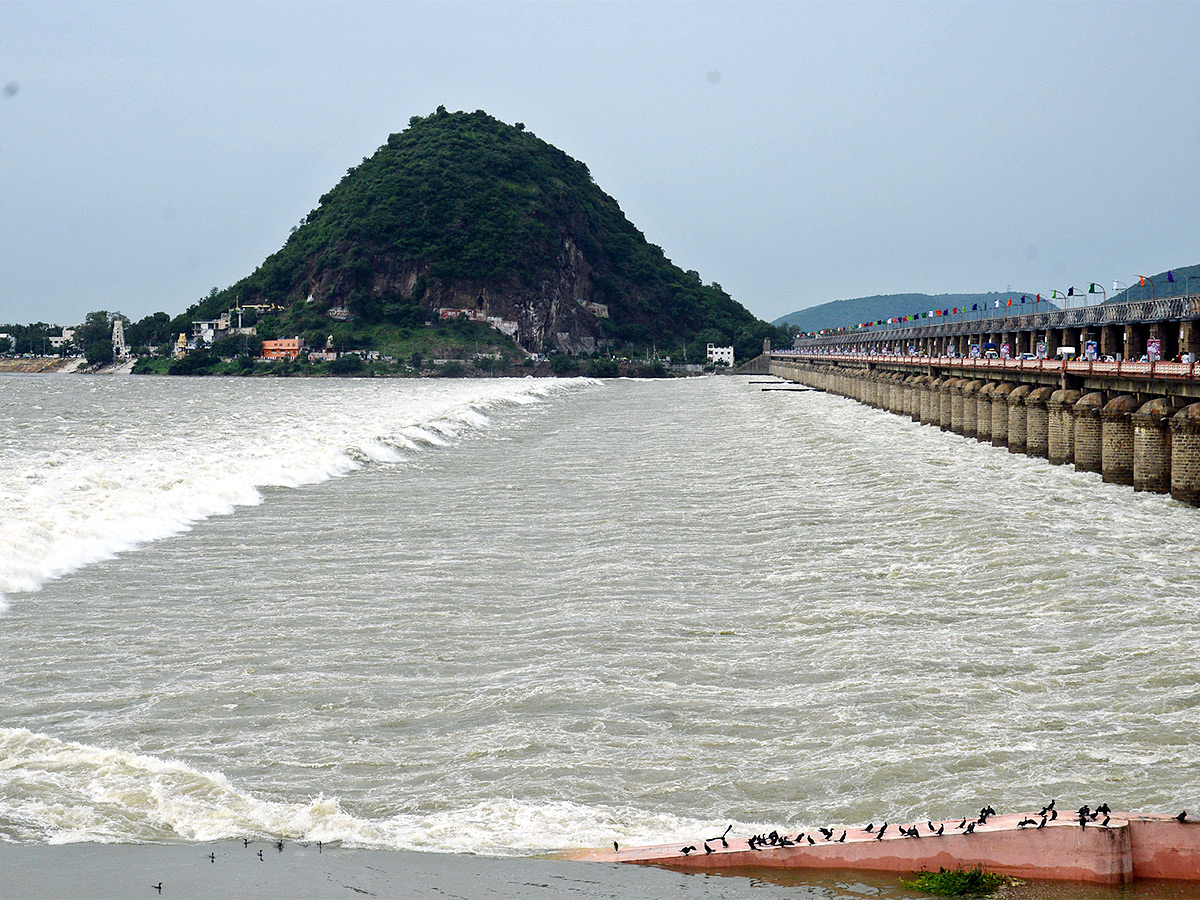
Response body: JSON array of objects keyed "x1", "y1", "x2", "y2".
[
  {"x1": 182, "y1": 108, "x2": 777, "y2": 363},
  {"x1": 773, "y1": 291, "x2": 1048, "y2": 333}
]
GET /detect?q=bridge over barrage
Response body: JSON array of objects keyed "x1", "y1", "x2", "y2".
[
  {"x1": 790, "y1": 293, "x2": 1200, "y2": 365},
  {"x1": 756, "y1": 294, "x2": 1200, "y2": 507}
]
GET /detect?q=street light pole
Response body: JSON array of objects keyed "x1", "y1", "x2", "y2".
[{"x1": 1136, "y1": 276, "x2": 1157, "y2": 301}]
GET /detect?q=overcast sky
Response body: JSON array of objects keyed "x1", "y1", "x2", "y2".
[{"x1": 2, "y1": 1, "x2": 1199, "y2": 327}]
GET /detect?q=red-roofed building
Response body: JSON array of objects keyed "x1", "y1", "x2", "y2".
[{"x1": 260, "y1": 337, "x2": 304, "y2": 360}]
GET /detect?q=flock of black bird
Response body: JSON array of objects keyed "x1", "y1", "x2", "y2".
[
  {"x1": 146, "y1": 806, "x2": 1198, "y2": 892},
  {"x1": 147, "y1": 838, "x2": 327, "y2": 894},
  {"x1": 662, "y1": 802, "x2": 1194, "y2": 857}
]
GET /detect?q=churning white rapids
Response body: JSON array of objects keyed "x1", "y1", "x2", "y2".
[{"x1": 1, "y1": 373, "x2": 1198, "y2": 859}]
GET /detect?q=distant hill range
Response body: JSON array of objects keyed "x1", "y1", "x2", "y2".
[{"x1": 773, "y1": 292, "x2": 1042, "y2": 333}]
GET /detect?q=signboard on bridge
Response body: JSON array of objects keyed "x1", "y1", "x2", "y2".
[
  {"x1": 969, "y1": 344, "x2": 981, "y2": 359},
  {"x1": 1085, "y1": 340, "x2": 1099, "y2": 361},
  {"x1": 1036, "y1": 341, "x2": 1047, "y2": 359},
  {"x1": 1148, "y1": 339, "x2": 1162, "y2": 362},
  {"x1": 1000, "y1": 343, "x2": 1012, "y2": 359}
]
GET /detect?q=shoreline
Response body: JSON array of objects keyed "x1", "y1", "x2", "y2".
[
  {"x1": 0, "y1": 841, "x2": 611, "y2": 900},
  {"x1": 0, "y1": 840, "x2": 1193, "y2": 900},
  {"x1": 0, "y1": 840, "x2": 851, "y2": 900}
]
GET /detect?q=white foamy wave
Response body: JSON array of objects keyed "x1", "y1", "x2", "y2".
[
  {"x1": 0, "y1": 378, "x2": 597, "y2": 610},
  {"x1": 0, "y1": 728, "x2": 726, "y2": 853}
]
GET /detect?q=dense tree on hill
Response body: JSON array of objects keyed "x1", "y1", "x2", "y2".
[
  {"x1": 183, "y1": 109, "x2": 784, "y2": 361},
  {"x1": 74, "y1": 310, "x2": 115, "y2": 352},
  {"x1": 84, "y1": 339, "x2": 114, "y2": 367},
  {"x1": 167, "y1": 349, "x2": 215, "y2": 375},
  {"x1": 209, "y1": 333, "x2": 262, "y2": 359},
  {"x1": 126, "y1": 311, "x2": 174, "y2": 352}
]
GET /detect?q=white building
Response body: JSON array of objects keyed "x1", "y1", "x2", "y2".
[
  {"x1": 707, "y1": 343, "x2": 734, "y2": 367},
  {"x1": 192, "y1": 313, "x2": 233, "y2": 346}
]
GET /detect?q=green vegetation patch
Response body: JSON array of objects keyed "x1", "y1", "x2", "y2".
[
  {"x1": 131, "y1": 356, "x2": 172, "y2": 375},
  {"x1": 901, "y1": 867, "x2": 1008, "y2": 896}
]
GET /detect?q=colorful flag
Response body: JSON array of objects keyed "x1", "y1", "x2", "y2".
[{"x1": 1168, "y1": 271, "x2": 1176, "y2": 283}]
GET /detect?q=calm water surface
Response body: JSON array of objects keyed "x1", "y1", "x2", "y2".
[{"x1": 1, "y1": 373, "x2": 1197, "y2": 896}]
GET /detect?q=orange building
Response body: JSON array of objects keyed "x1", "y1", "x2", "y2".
[{"x1": 260, "y1": 337, "x2": 304, "y2": 360}]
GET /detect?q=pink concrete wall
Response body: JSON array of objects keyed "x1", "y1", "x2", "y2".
[
  {"x1": 1125, "y1": 813, "x2": 1200, "y2": 881},
  {"x1": 573, "y1": 811, "x2": 1200, "y2": 885}
]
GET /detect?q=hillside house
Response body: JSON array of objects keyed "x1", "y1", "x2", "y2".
[
  {"x1": 260, "y1": 337, "x2": 305, "y2": 360},
  {"x1": 707, "y1": 343, "x2": 734, "y2": 366}
]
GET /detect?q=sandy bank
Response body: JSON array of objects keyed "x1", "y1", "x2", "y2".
[
  {"x1": 0, "y1": 357, "x2": 140, "y2": 375},
  {"x1": 0, "y1": 357, "x2": 81, "y2": 374}
]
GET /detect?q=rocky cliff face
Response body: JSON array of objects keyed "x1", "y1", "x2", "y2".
[{"x1": 302, "y1": 236, "x2": 607, "y2": 354}]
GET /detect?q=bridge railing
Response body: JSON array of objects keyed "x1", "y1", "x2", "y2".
[
  {"x1": 794, "y1": 293, "x2": 1200, "y2": 348},
  {"x1": 770, "y1": 351, "x2": 1200, "y2": 382}
]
